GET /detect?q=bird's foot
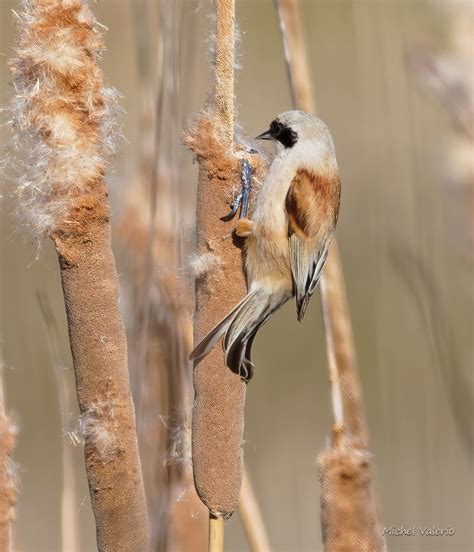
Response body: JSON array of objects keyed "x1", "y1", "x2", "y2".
[{"x1": 221, "y1": 158, "x2": 253, "y2": 221}]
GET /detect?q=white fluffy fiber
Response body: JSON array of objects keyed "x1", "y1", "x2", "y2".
[{"x1": 6, "y1": 0, "x2": 120, "y2": 237}]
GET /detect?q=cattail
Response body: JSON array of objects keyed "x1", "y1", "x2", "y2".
[
  {"x1": 8, "y1": 1, "x2": 149, "y2": 549},
  {"x1": 275, "y1": 1, "x2": 385, "y2": 550},
  {"x1": 183, "y1": 115, "x2": 263, "y2": 519},
  {"x1": 183, "y1": 0, "x2": 267, "y2": 545},
  {"x1": 319, "y1": 427, "x2": 385, "y2": 552}
]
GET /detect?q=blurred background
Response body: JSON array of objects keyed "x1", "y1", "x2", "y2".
[{"x1": 0, "y1": 0, "x2": 473, "y2": 551}]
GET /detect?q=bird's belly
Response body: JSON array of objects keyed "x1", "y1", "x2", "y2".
[
  {"x1": 246, "y1": 170, "x2": 293, "y2": 291},
  {"x1": 245, "y1": 222, "x2": 292, "y2": 293}
]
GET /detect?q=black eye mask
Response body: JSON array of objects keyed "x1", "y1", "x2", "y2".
[{"x1": 269, "y1": 119, "x2": 298, "y2": 148}]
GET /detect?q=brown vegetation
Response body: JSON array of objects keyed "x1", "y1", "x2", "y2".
[
  {"x1": 184, "y1": 114, "x2": 266, "y2": 519},
  {"x1": 9, "y1": 1, "x2": 149, "y2": 549},
  {"x1": 276, "y1": 1, "x2": 385, "y2": 550}
]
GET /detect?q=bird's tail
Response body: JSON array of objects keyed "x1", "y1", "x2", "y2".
[{"x1": 189, "y1": 288, "x2": 289, "y2": 381}]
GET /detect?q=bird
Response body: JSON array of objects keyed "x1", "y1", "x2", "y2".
[{"x1": 189, "y1": 110, "x2": 341, "y2": 381}]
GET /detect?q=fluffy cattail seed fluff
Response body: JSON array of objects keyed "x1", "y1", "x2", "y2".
[{"x1": 8, "y1": 0, "x2": 119, "y2": 239}]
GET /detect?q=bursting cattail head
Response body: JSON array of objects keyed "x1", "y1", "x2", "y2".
[{"x1": 8, "y1": 0, "x2": 120, "y2": 238}]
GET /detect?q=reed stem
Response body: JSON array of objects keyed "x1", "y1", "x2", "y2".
[
  {"x1": 209, "y1": 516, "x2": 225, "y2": 552},
  {"x1": 238, "y1": 468, "x2": 272, "y2": 552},
  {"x1": 276, "y1": 0, "x2": 366, "y2": 446},
  {"x1": 215, "y1": 0, "x2": 235, "y2": 145},
  {"x1": 275, "y1": 1, "x2": 385, "y2": 550}
]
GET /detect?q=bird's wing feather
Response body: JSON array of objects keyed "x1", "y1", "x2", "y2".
[{"x1": 285, "y1": 167, "x2": 340, "y2": 321}]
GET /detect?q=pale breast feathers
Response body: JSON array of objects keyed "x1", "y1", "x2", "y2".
[{"x1": 285, "y1": 167, "x2": 341, "y2": 320}]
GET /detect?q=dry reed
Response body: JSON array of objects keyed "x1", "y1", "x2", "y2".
[
  {"x1": 238, "y1": 467, "x2": 272, "y2": 552},
  {"x1": 276, "y1": 1, "x2": 385, "y2": 550},
  {"x1": 209, "y1": 515, "x2": 224, "y2": 552},
  {"x1": 9, "y1": 1, "x2": 149, "y2": 549}
]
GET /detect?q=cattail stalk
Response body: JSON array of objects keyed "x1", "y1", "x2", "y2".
[
  {"x1": 184, "y1": 0, "x2": 267, "y2": 548},
  {"x1": 214, "y1": 0, "x2": 235, "y2": 145},
  {"x1": 209, "y1": 516, "x2": 224, "y2": 552},
  {"x1": 9, "y1": 1, "x2": 149, "y2": 550},
  {"x1": 276, "y1": 1, "x2": 385, "y2": 550},
  {"x1": 186, "y1": 0, "x2": 243, "y2": 521}
]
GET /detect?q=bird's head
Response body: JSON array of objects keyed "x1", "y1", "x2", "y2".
[{"x1": 255, "y1": 110, "x2": 335, "y2": 158}]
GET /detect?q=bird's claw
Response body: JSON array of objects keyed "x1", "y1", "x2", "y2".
[
  {"x1": 220, "y1": 191, "x2": 243, "y2": 222},
  {"x1": 221, "y1": 158, "x2": 253, "y2": 222}
]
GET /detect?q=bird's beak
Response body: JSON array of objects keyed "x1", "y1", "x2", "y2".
[{"x1": 255, "y1": 129, "x2": 272, "y2": 140}]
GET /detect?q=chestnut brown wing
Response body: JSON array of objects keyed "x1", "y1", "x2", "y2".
[{"x1": 285, "y1": 167, "x2": 340, "y2": 320}]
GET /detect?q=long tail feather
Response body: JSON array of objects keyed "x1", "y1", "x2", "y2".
[
  {"x1": 224, "y1": 289, "x2": 289, "y2": 380},
  {"x1": 189, "y1": 287, "x2": 289, "y2": 381},
  {"x1": 224, "y1": 292, "x2": 271, "y2": 380},
  {"x1": 189, "y1": 290, "x2": 260, "y2": 362}
]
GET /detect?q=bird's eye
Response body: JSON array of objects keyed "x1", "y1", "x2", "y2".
[{"x1": 270, "y1": 120, "x2": 282, "y2": 137}]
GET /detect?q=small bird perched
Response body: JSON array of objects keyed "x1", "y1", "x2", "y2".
[{"x1": 190, "y1": 110, "x2": 341, "y2": 380}]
